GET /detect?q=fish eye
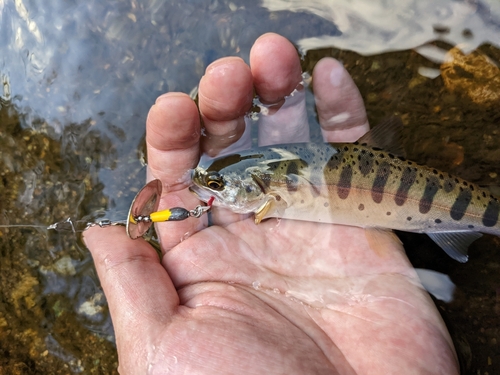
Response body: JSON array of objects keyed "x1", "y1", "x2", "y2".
[{"x1": 206, "y1": 173, "x2": 224, "y2": 190}]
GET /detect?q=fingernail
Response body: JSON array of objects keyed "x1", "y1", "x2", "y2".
[
  {"x1": 155, "y1": 92, "x2": 187, "y2": 104},
  {"x1": 329, "y1": 63, "x2": 345, "y2": 87},
  {"x1": 206, "y1": 57, "x2": 243, "y2": 76}
]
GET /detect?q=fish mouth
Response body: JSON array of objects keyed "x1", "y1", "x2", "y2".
[{"x1": 189, "y1": 184, "x2": 214, "y2": 204}]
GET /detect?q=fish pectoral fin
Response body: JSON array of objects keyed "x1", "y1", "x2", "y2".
[
  {"x1": 254, "y1": 200, "x2": 272, "y2": 224},
  {"x1": 427, "y1": 231, "x2": 483, "y2": 263},
  {"x1": 254, "y1": 195, "x2": 286, "y2": 224}
]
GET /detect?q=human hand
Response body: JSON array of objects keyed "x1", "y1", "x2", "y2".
[{"x1": 84, "y1": 33, "x2": 459, "y2": 374}]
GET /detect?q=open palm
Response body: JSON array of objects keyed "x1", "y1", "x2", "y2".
[{"x1": 85, "y1": 34, "x2": 458, "y2": 374}]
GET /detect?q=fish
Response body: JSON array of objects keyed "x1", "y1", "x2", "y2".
[{"x1": 190, "y1": 117, "x2": 500, "y2": 262}]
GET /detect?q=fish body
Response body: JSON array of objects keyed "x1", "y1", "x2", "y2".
[{"x1": 190, "y1": 120, "x2": 500, "y2": 262}]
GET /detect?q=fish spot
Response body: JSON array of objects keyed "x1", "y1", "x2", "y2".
[
  {"x1": 435, "y1": 219, "x2": 442, "y2": 224},
  {"x1": 275, "y1": 195, "x2": 282, "y2": 201},
  {"x1": 450, "y1": 188, "x2": 472, "y2": 221},
  {"x1": 324, "y1": 202, "x2": 330, "y2": 208},
  {"x1": 300, "y1": 199, "x2": 304, "y2": 204},
  {"x1": 337, "y1": 165, "x2": 353, "y2": 200},
  {"x1": 371, "y1": 162, "x2": 391, "y2": 204},
  {"x1": 386, "y1": 212, "x2": 391, "y2": 216},
  {"x1": 482, "y1": 199, "x2": 500, "y2": 227},
  {"x1": 419, "y1": 175, "x2": 440, "y2": 214},
  {"x1": 407, "y1": 216, "x2": 412, "y2": 221},
  {"x1": 358, "y1": 204, "x2": 365, "y2": 211},
  {"x1": 468, "y1": 225, "x2": 474, "y2": 229}
]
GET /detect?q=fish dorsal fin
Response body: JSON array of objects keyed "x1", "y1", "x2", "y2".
[
  {"x1": 357, "y1": 116, "x2": 405, "y2": 157},
  {"x1": 427, "y1": 231, "x2": 483, "y2": 263}
]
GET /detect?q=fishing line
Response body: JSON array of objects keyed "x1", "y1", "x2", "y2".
[{"x1": 0, "y1": 179, "x2": 212, "y2": 239}]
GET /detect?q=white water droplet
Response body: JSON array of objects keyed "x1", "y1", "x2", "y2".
[
  {"x1": 252, "y1": 281, "x2": 261, "y2": 290},
  {"x1": 268, "y1": 217, "x2": 282, "y2": 232},
  {"x1": 180, "y1": 232, "x2": 191, "y2": 242}
]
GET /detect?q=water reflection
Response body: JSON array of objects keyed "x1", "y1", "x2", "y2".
[
  {"x1": 0, "y1": 100, "x2": 119, "y2": 372},
  {"x1": 264, "y1": 0, "x2": 500, "y2": 55}
]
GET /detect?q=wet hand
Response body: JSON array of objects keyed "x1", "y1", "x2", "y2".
[{"x1": 84, "y1": 33, "x2": 459, "y2": 374}]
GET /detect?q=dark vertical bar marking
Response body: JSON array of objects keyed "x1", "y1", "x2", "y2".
[
  {"x1": 325, "y1": 149, "x2": 343, "y2": 172},
  {"x1": 450, "y1": 188, "x2": 472, "y2": 221},
  {"x1": 358, "y1": 150, "x2": 374, "y2": 176},
  {"x1": 324, "y1": 148, "x2": 343, "y2": 185},
  {"x1": 419, "y1": 176, "x2": 440, "y2": 214},
  {"x1": 443, "y1": 178, "x2": 456, "y2": 193},
  {"x1": 337, "y1": 165, "x2": 353, "y2": 199},
  {"x1": 395, "y1": 167, "x2": 417, "y2": 206},
  {"x1": 286, "y1": 161, "x2": 299, "y2": 177},
  {"x1": 482, "y1": 199, "x2": 500, "y2": 227},
  {"x1": 371, "y1": 162, "x2": 391, "y2": 203}
]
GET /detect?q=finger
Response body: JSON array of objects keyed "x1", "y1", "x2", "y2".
[
  {"x1": 83, "y1": 226, "x2": 178, "y2": 371},
  {"x1": 146, "y1": 93, "x2": 205, "y2": 250},
  {"x1": 313, "y1": 58, "x2": 369, "y2": 142},
  {"x1": 147, "y1": 92, "x2": 200, "y2": 186},
  {"x1": 198, "y1": 57, "x2": 254, "y2": 156},
  {"x1": 250, "y1": 33, "x2": 302, "y2": 104},
  {"x1": 250, "y1": 33, "x2": 308, "y2": 145}
]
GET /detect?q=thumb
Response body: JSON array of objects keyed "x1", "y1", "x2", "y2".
[{"x1": 84, "y1": 226, "x2": 179, "y2": 368}]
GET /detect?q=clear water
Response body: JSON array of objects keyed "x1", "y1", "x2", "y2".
[{"x1": 1, "y1": 0, "x2": 499, "y2": 373}]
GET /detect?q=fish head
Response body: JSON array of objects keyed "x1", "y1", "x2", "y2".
[{"x1": 190, "y1": 153, "x2": 269, "y2": 214}]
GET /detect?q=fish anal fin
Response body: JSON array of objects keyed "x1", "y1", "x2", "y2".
[
  {"x1": 427, "y1": 231, "x2": 482, "y2": 263},
  {"x1": 358, "y1": 116, "x2": 405, "y2": 157}
]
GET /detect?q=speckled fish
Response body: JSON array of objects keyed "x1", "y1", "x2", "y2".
[{"x1": 190, "y1": 118, "x2": 500, "y2": 262}]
